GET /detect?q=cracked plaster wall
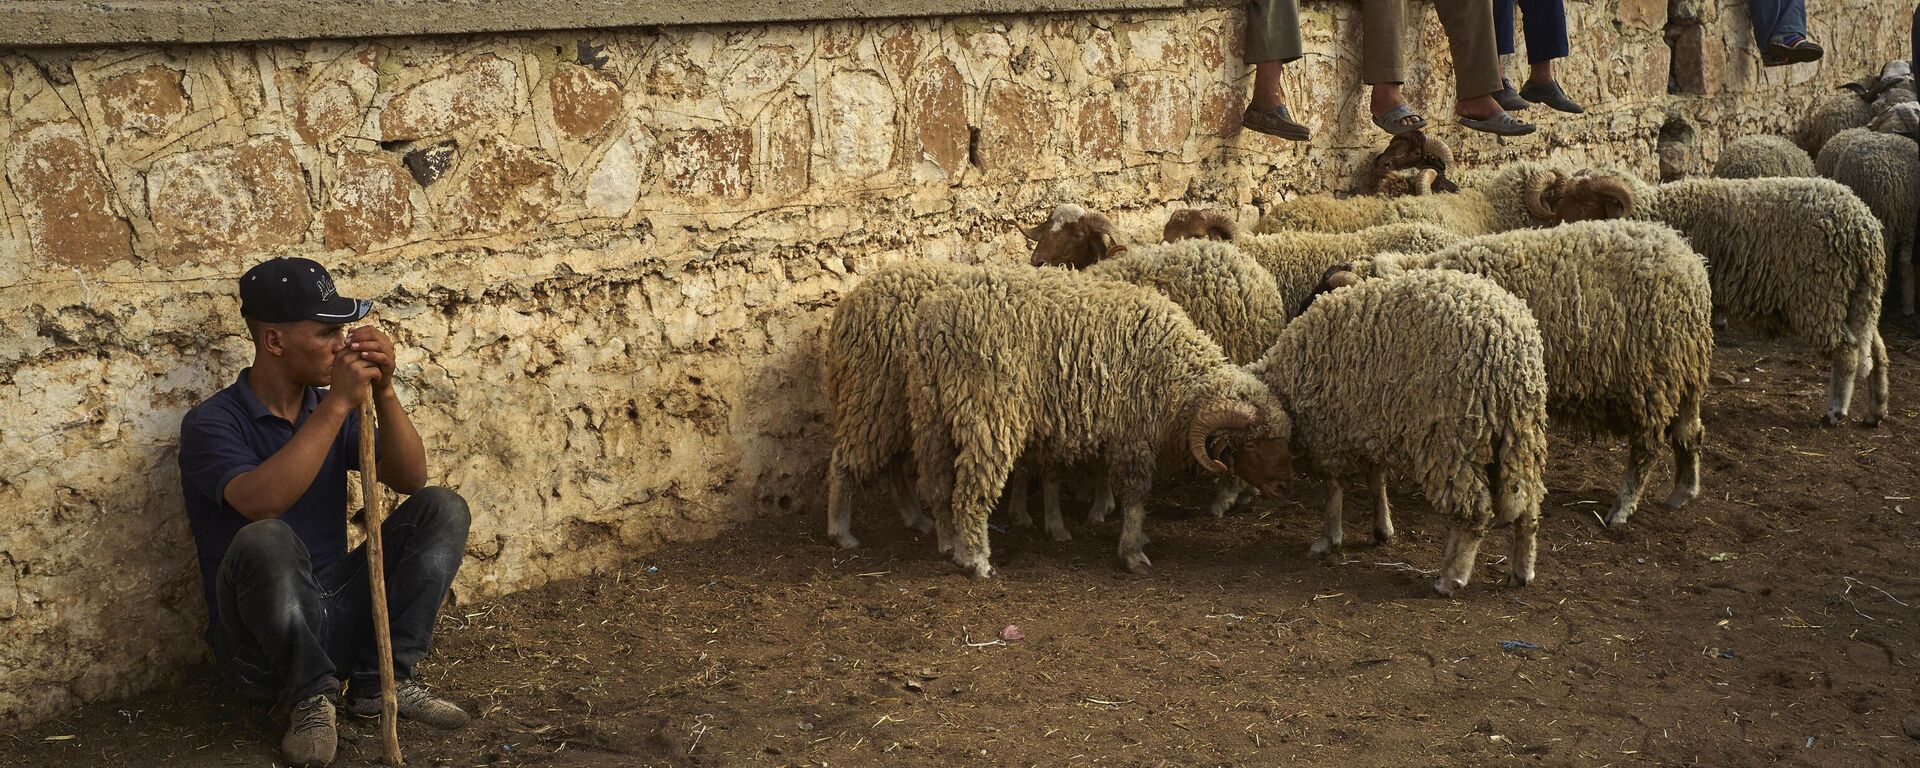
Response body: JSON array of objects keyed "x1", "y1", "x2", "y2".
[{"x1": 0, "y1": 0, "x2": 1908, "y2": 727}]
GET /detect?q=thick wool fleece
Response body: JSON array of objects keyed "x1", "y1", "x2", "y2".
[
  {"x1": 906, "y1": 269, "x2": 1290, "y2": 578},
  {"x1": 1797, "y1": 92, "x2": 1874, "y2": 155},
  {"x1": 1250, "y1": 269, "x2": 1549, "y2": 595},
  {"x1": 1585, "y1": 170, "x2": 1889, "y2": 425},
  {"x1": 1084, "y1": 240, "x2": 1287, "y2": 364},
  {"x1": 1236, "y1": 224, "x2": 1463, "y2": 315},
  {"x1": 1817, "y1": 127, "x2": 1920, "y2": 315},
  {"x1": 1254, "y1": 162, "x2": 1563, "y2": 236},
  {"x1": 1359, "y1": 220, "x2": 1713, "y2": 526},
  {"x1": 1713, "y1": 134, "x2": 1816, "y2": 179}
]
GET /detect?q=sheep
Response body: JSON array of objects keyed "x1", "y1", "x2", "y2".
[
  {"x1": 1555, "y1": 170, "x2": 1889, "y2": 426},
  {"x1": 1370, "y1": 130, "x2": 1461, "y2": 196},
  {"x1": 1798, "y1": 91, "x2": 1875, "y2": 154},
  {"x1": 903, "y1": 268, "x2": 1294, "y2": 578},
  {"x1": 822, "y1": 259, "x2": 984, "y2": 549},
  {"x1": 1026, "y1": 205, "x2": 1288, "y2": 365},
  {"x1": 1233, "y1": 224, "x2": 1465, "y2": 315},
  {"x1": 1712, "y1": 134, "x2": 1815, "y2": 179},
  {"x1": 1247, "y1": 268, "x2": 1550, "y2": 595},
  {"x1": 1317, "y1": 221, "x2": 1713, "y2": 527},
  {"x1": 1254, "y1": 161, "x2": 1567, "y2": 236},
  {"x1": 1161, "y1": 207, "x2": 1238, "y2": 241},
  {"x1": 1817, "y1": 127, "x2": 1920, "y2": 317}
]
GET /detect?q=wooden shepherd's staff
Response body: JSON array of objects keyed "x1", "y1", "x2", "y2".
[{"x1": 359, "y1": 394, "x2": 404, "y2": 766}]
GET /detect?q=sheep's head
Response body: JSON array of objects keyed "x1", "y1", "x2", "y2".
[
  {"x1": 1373, "y1": 131, "x2": 1460, "y2": 194},
  {"x1": 1555, "y1": 172, "x2": 1635, "y2": 223},
  {"x1": 1187, "y1": 399, "x2": 1292, "y2": 497},
  {"x1": 1023, "y1": 204, "x2": 1122, "y2": 269},
  {"x1": 1521, "y1": 167, "x2": 1570, "y2": 222},
  {"x1": 1161, "y1": 208, "x2": 1239, "y2": 242},
  {"x1": 1871, "y1": 102, "x2": 1920, "y2": 135}
]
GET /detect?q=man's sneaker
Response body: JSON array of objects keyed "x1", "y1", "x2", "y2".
[
  {"x1": 281, "y1": 693, "x2": 338, "y2": 768},
  {"x1": 346, "y1": 679, "x2": 471, "y2": 730}
]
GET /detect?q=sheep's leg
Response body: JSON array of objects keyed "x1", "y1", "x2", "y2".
[
  {"x1": 1309, "y1": 477, "x2": 1345, "y2": 557},
  {"x1": 1007, "y1": 466, "x2": 1033, "y2": 527},
  {"x1": 1664, "y1": 391, "x2": 1705, "y2": 510},
  {"x1": 1864, "y1": 330, "x2": 1890, "y2": 427},
  {"x1": 1604, "y1": 439, "x2": 1660, "y2": 528},
  {"x1": 1433, "y1": 525, "x2": 1487, "y2": 597},
  {"x1": 1041, "y1": 471, "x2": 1071, "y2": 542},
  {"x1": 1086, "y1": 471, "x2": 1115, "y2": 524},
  {"x1": 949, "y1": 465, "x2": 1007, "y2": 579},
  {"x1": 1369, "y1": 468, "x2": 1394, "y2": 545},
  {"x1": 886, "y1": 462, "x2": 933, "y2": 534},
  {"x1": 1900, "y1": 245, "x2": 1915, "y2": 317},
  {"x1": 911, "y1": 428, "x2": 958, "y2": 557},
  {"x1": 1111, "y1": 462, "x2": 1155, "y2": 574},
  {"x1": 1823, "y1": 345, "x2": 1860, "y2": 426},
  {"x1": 826, "y1": 459, "x2": 860, "y2": 549},
  {"x1": 1206, "y1": 476, "x2": 1247, "y2": 518},
  {"x1": 1507, "y1": 506, "x2": 1539, "y2": 588}
]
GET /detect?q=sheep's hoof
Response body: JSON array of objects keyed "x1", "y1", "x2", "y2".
[
  {"x1": 1372, "y1": 529, "x2": 1395, "y2": 546},
  {"x1": 830, "y1": 532, "x2": 862, "y2": 549},
  {"x1": 1122, "y1": 551, "x2": 1154, "y2": 575},
  {"x1": 1047, "y1": 526, "x2": 1073, "y2": 543},
  {"x1": 906, "y1": 515, "x2": 935, "y2": 535},
  {"x1": 1663, "y1": 488, "x2": 1698, "y2": 510},
  {"x1": 958, "y1": 558, "x2": 995, "y2": 579},
  {"x1": 1432, "y1": 576, "x2": 1467, "y2": 597},
  {"x1": 1507, "y1": 569, "x2": 1534, "y2": 588},
  {"x1": 1821, "y1": 412, "x2": 1842, "y2": 428},
  {"x1": 1604, "y1": 504, "x2": 1634, "y2": 528},
  {"x1": 1861, "y1": 416, "x2": 1884, "y2": 429},
  {"x1": 1309, "y1": 537, "x2": 1339, "y2": 557}
]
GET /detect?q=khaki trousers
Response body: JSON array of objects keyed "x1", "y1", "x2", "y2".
[
  {"x1": 1246, "y1": 0, "x2": 1305, "y2": 64},
  {"x1": 1360, "y1": 0, "x2": 1502, "y2": 99}
]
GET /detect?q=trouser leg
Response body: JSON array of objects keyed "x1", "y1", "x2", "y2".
[
  {"x1": 1494, "y1": 0, "x2": 1517, "y2": 56},
  {"x1": 1437, "y1": 0, "x2": 1503, "y2": 98},
  {"x1": 1360, "y1": 0, "x2": 1408, "y2": 84},
  {"x1": 211, "y1": 520, "x2": 338, "y2": 707},
  {"x1": 1520, "y1": 0, "x2": 1571, "y2": 62},
  {"x1": 1245, "y1": 0, "x2": 1305, "y2": 64},
  {"x1": 339, "y1": 487, "x2": 472, "y2": 693}
]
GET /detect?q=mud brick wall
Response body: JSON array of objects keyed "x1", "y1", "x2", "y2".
[{"x1": 0, "y1": 0, "x2": 1908, "y2": 727}]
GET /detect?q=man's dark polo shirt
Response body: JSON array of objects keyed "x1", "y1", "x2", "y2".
[{"x1": 178, "y1": 368, "x2": 365, "y2": 635}]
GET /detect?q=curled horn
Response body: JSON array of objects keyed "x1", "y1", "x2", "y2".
[
  {"x1": 1085, "y1": 212, "x2": 1121, "y2": 264},
  {"x1": 1524, "y1": 168, "x2": 1567, "y2": 221},
  {"x1": 1187, "y1": 401, "x2": 1259, "y2": 476}
]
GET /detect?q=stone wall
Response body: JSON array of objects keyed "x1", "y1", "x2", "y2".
[{"x1": 0, "y1": 0, "x2": 1907, "y2": 727}]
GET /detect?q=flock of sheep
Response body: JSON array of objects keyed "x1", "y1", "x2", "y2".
[{"x1": 817, "y1": 63, "x2": 1916, "y2": 597}]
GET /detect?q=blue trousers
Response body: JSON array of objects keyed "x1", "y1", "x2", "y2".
[
  {"x1": 1747, "y1": 0, "x2": 1808, "y2": 46},
  {"x1": 1494, "y1": 0, "x2": 1569, "y2": 63}
]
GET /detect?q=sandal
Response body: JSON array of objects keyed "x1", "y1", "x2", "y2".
[
  {"x1": 1242, "y1": 104, "x2": 1311, "y2": 141},
  {"x1": 1457, "y1": 110, "x2": 1537, "y2": 137},
  {"x1": 1370, "y1": 103, "x2": 1428, "y2": 136},
  {"x1": 1493, "y1": 79, "x2": 1530, "y2": 112}
]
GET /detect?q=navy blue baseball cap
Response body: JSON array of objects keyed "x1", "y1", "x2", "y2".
[{"x1": 239, "y1": 257, "x2": 371, "y2": 323}]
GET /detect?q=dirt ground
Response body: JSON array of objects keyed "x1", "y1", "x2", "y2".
[{"x1": 8, "y1": 324, "x2": 1920, "y2": 768}]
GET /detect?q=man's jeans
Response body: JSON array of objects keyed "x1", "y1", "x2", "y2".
[
  {"x1": 1747, "y1": 0, "x2": 1807, "y2": 46},
  {"x1": 210, "y1": 487, "x2": 470, "y2": 707}
]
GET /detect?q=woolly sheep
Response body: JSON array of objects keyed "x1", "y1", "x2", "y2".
[
  {"x1": 1026, "y1": 205, "x2": 1289, "y2": 365},
  {"x1": 1232, "y1": 224, "x2": 1465, "y2": 315},
  {"x1": 1322, "y1": 221, "x2": 1713, "y2": 527},
  {"x1": 905, "y1": 269, "x2": 1294, "y2": 578},
  {"x1": 1371, "y1": 131, "x2": 1461, "y2": 196},
  {"x1": 1712, "y1": 135, "x2": 1815, "y2": 179},
  {"x1": 822, "y1": 260, "x2": 983, "y2": 548},
  {"x1": 1798, "y1": 91, "x2": 1875, "y2": 154},
  {"x1": 1248, "y1": 268, "x2": 1550, "y2": 595},
  {"x1": 1817, "y1": 127, "x2": 1920, "y2": 316},
  {"x1": 1556, "y1": 171, "x2": 1889, "y2": 426},
  {"x1": 1254, "y1": 162, "x2": 1566, "y2": 236}
]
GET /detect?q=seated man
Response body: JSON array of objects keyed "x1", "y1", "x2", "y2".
[
  {"x1": 1240, "y1": 0, "x2": 1312, "y2": 141},
  {"x1": 178, "y1": 257, "x2": 472, "y2": 768},
  {"x1": 1360, "y1": 0, "x2": 1536, "y2": 137}
]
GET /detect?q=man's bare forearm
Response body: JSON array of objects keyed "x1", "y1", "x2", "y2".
[
  {"x1": 374, "y1": 387, "x2": 428, "y2": 493},
  {"x1": 223, "y1": 396, "x2": 354, "y2": 521}
]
